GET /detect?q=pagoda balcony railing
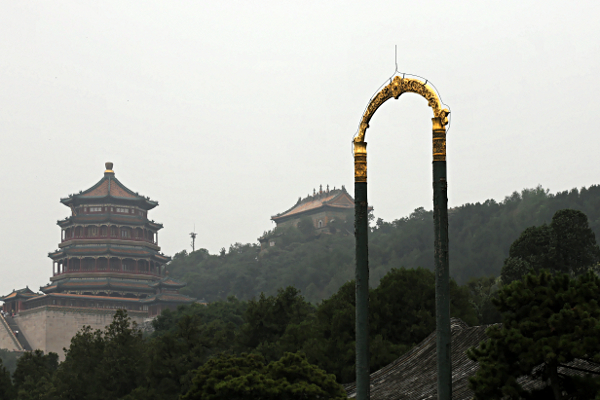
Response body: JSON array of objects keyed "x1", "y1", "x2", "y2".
[
  {"x1": 62, "y1": 235, "x2": 157, "y2": 245},
  {"x1": 52, "y1": 269, "x2": 162, "y2": 278}
]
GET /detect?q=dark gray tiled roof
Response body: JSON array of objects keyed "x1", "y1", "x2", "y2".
[
  {"x1": 344, "y1": 318, "x2": 600, "y2": 399},
  {"x1": 345, "y1": 318, "x2": 485, "y2": 400}
]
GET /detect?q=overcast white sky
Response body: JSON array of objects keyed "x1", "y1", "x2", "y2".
[{"x1": 1, "y1": 1, "x2": 599, "y2": 295}]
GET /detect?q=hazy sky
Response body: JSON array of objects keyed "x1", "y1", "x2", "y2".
[{"x1": 1, "y1": 1, "x2": 599, "y2": 296}]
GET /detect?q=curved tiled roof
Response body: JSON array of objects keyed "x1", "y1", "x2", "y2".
[
  {"x1": 60, "y1": 167, "x2": 158, "y2": 210},
  {"x1": 344, "y1": 319, "x2": 600, "y2": 399},
  {"x1": 272, "y1": 187, "x2": 354, "y2": 222},
  {"x1": 48, "y1": 244, "x2": 170, "y2": 262},
  {"x1": 140, "y1": 293, "x2": 196, "y2": 304},
  {"x1": 149, "y1": 276, "x2": 187, "y2": 289},
  {"x1": 0, "y1": 287, "x2": 40, "y2": 301},
  {"x1": 40, "y1": 277, "x2": 157, "y2": 294}
]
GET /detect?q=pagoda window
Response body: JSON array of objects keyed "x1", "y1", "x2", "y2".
[
  {"x1": 101, "y1": 226, "x2": 108, "y2": 237},
  {"x1": 75, "y1": 227, "x2": 82, "y2": 238},
  {"x1": 116, "y1": 207, "x2": 128, "y2": 213},
  {"x1": 88, "y1": 226, "x2": 98, "y2": 237},
  {"x1": 89, "y1": 206, "x2": 102, "y2": 213},
  {"x1": 110, "y1": 226, "x2": 118, "y2": 237},
  {"x1": 121, "y1": 228, "x2": 131, "y2": 239}
]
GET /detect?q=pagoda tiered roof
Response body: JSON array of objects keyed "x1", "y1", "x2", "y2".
[
  {"x1": 149, "y1": 276, "x2": 187, "y2": 289},
  {"x1": 57, "y1": 214, "x2": 163, "y2": 229},
  {"x1": 140, "y1": 292, "x2": 196, "y2": 304},
  {"x1": 48, "y1": 244, "x2": 171, "y2": 262},
  {"x1": 40, "y1": 277, "x2": 158, "y2": 295},
  {"x1": 60, "y1": 162, "x2": 158, "y2": 210}
]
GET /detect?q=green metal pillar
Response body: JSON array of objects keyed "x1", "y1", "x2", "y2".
[
  {"x1": 354, "y1": 142, "x2": 370, "y2": 400},
  {"x1": 433, "y1": 159, "x2": 451, "y2": 400}
]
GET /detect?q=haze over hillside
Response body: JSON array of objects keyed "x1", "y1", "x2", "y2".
[{"x1": 168, "y1": 184, "x2": 600, "y2": 303}]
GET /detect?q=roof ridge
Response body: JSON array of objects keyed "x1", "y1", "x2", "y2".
[{"x1": 272, "y1": 187, "x2": 349, "y2": 219}]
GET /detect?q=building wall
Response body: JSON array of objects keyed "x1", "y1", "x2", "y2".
[
  {"x1": 0, "y1": 315, "x2": 21, "y2": 351},
  {"x1": 15, "y1": 306, "x2": 147, "y2": 360}
]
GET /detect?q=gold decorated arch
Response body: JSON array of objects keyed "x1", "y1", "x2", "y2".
[{"x1": 353, "y1": 76, "x2": 450, "y2": 182}]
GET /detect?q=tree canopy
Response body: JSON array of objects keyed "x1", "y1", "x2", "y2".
[
  {"x1": 181, "y1": 352, "x2": 347, "y2": 400},
  {"x1": 501, "y1": 209, "x2": 600, "y2": 284},
  {"x1": 468, "y1": 270, "x2": 600, "y2": 400}
]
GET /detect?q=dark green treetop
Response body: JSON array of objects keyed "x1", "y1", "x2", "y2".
[
  {"x1": 181, "y1": 352, "x2": 347, "y2": 400},
  {"x1": 501, "y1": 209, "x2": 600, "y2": 284},
  {"x1": 11, "y1": 350, "x2": 58, "y2": 400}
]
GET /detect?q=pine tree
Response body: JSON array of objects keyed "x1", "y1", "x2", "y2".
[{"x1": 468, "y1": 270, "x2": 600, "y2": 400}]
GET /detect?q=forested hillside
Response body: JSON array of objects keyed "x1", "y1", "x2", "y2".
[{"x1": 169, "y1": 185, "x2": 600, "y2": 303}]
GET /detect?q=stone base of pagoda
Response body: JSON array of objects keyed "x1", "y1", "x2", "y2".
[{"x1": 14, "y1": 305, "x2": 148, "y2": 361}]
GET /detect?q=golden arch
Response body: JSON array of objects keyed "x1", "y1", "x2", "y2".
[{"x1": 353, "y1": 75, "x2": 450, "y2": 182}]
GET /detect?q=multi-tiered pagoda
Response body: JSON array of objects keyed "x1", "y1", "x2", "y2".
[{"x1": 1, "y1": 162, "x2": 195, "y2": 318}]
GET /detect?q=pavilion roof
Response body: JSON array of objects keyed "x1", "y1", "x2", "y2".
[
  {"x1": 60, "y1": 163, "x2": 159, "y2": 210},
  {"x1": 140, "y1": 292, "x2": 196, "y2": 304},
  {"x1": 149, "y1": 276, "x2": 187, "y2": 289},
  {"x1": 0, "y1": 287, "x2": 41, "y2": 302},
  {"x1": 272, "y1": 186, "x2": 354, "y2": 222}
]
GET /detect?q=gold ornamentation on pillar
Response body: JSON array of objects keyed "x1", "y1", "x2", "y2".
[
  {"x1": 432, "y1": 117, "x2": 447, "y2": 162},
  {"x1": 354, "y1": 141, "x2": 367, "y2": 183}
]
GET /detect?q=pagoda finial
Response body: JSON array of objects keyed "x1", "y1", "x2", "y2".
[{"x1": 105, "y1": 162, "x2": 114, "y2": 175}]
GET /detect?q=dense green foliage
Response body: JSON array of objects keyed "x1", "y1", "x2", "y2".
[
  {"x1": 501, "y1": 209, "x2": 600, "y2": 284},
  {"x1": 468, "y1": 270, "x2": 600, "y2": 399},
  {"x1": 0, "y1": 357, "x2": 15, "y2": 400},
  {"x1": 11, "y1": 350, "x2": 58, "y2": 400},
  {"x1": 181, "y1": 352, "x2": 347, "y2": 400},
  {"x1": 169, "y1": 185, "x2": 600, "y2": 303}
]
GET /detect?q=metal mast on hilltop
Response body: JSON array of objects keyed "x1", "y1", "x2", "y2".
[{"x1": 190, "y1": 225, "x2": 197, "y2": 253}]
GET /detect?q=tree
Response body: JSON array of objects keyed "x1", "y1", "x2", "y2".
[
  {"x1": 181, "y1": 352, "x2": 347, "y2": 400},
  {"x1": 238, "y1": 287, "x2": 314, "y2": 360},
  {"x1": 501, "y1": 209, "x2": 600, "y2": 284},
  {"x1": 12, "y1": 350, "x2": 58, "y2": 400},
  {"x1": 54, "y1": 310, "x2": 145, "y2": 400},
  {"x1": 97, "y1": 310, "x2": 146, "y2": 399},
  {"x1": 550, "y1": 209, "x2": 600, "y2": 275},
  {"x1": 464, "y1": 275, "x2": 502, "y2": 325},
  {"x1": 0, "y1": 357, "x2": 15, "y2": 400},
  {"x1": 468, "y1": 270, "x2": 600, "y2": 400},
  {"x1": 53, "y1": 326, "x2": 104, "y2": 400}
]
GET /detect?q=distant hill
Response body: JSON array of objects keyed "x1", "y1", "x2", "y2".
[{"x1": 168, "y1": 185, "x2": 600, "y2": 303}]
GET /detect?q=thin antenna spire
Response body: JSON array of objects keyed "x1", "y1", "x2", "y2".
[
  {"x1": 190, "y1": 224, "x2": 197, "y2": 252},
  {"x1": 394, "y1": 45, "x2": 399, "y2": 73}
]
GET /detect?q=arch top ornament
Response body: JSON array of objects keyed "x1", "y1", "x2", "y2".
[
  {"x1": 353, "y1": 75, "x2": 450, "y2": 182},
  {"x1": 354, "y1": 76, "x2": 449, "y2": 144}
]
